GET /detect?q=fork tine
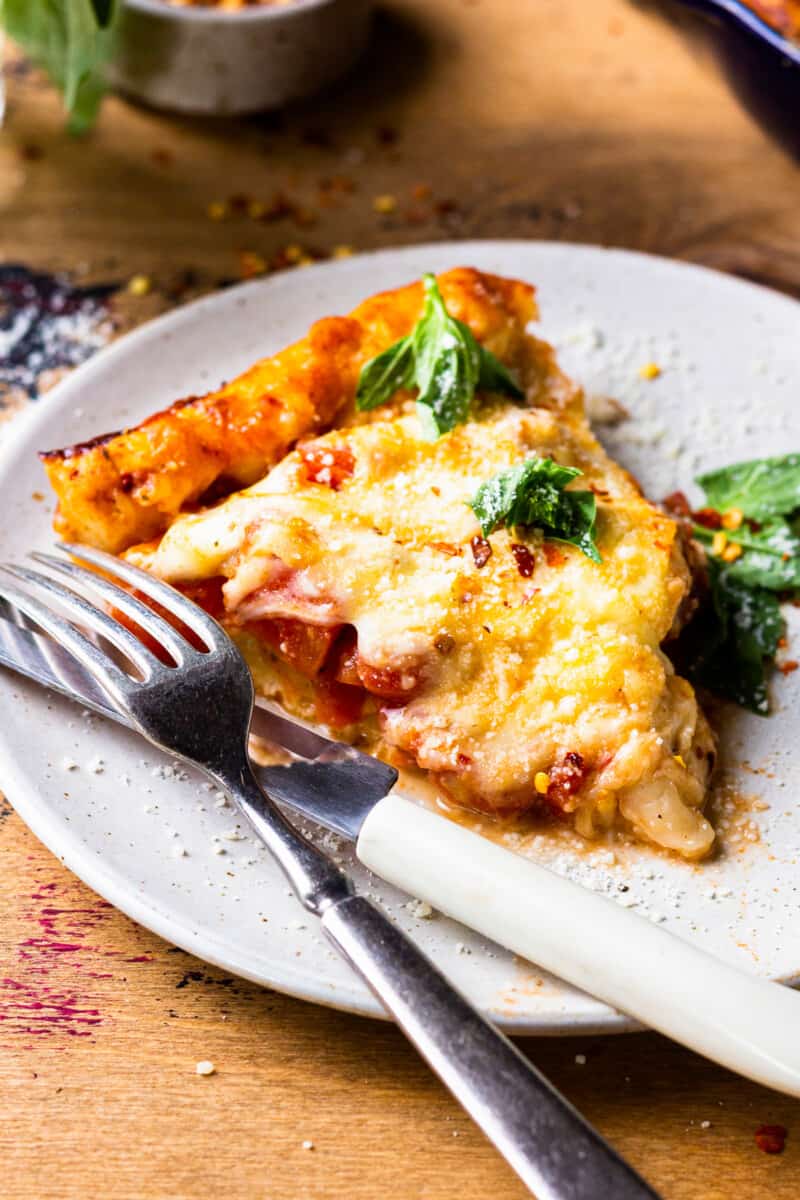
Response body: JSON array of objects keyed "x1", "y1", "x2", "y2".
[
  {"x1": 0, "y1": 570, "x2": 132, "y2": 700},
  {"x1": 31, "y1": 552, "x2": 196, "y2": 666},
  {"x1": 58, "y1": 542, "x2": 225, "y2": 651},
  {"x1": 1, "y1": 564, "x2": 160, "y2": 679}
]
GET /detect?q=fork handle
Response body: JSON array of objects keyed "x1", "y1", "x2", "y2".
[
  {"x1": 225, "y1": 764, "x2": 659, "y2": 1199},
  {"x1": 322, "y1": 894, "x2": 660, "y2": 1200}
]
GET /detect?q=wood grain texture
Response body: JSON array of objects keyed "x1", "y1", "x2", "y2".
[{"x1": 2, "y1": 0, "x2": 800, "y2": 1196}]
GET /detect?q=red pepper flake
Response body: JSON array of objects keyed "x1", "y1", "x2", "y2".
[
  {"x1": 470, "y1": 535, "x2": 492, "y2": 568},
  {"x1": 237, "y1": 250, "x2": 267, "y2": 281},
  {"x1": 547, "y1": 751, "x2": 589, "y2": 809},
  {"x1": 293, "y1": 207, "x2": 318, "y2": 230},
  {"x1": 430, "y1": 541, "x2": 461, "y2": 557},
  {"x1": 317, "y1": 176, "x2": 356, "y2": 208},
  {"x1": 330, "y1": 175, "x2": 356, "y2": 193},
  {"x1": 435, "y1": 198, "x2": 461, "y2": 217},
  {"x1": 227, "y1": 192, "x2": 251, "y2": 215},
  {"x1": 779, "y1": 660, "x2": 799, "y2": 675},
  {"x1": 404, "y1": 207, "x2": 429, "y2": 226},
  {"x1": 256, "y1": 192, "x2": 294, "y2": 223},
  {"x1": 662, "y1": 490, "x2": 691, "y2": 517},
  {"x1": 511, "y1": 543, "x2": 535, "y2": 577},
  {"x1": 542, "y1": 542, "x2": 566, "y2": 567},
  {"x1": 692, "y1": 507, "x2": 724, "y2": 530},
  {"x1": 165, "y1": 267, "x2": 199, "y2": 302},
  {"x1": 755, "y1": 1124, "x2": 787, "y2": 1154},
  {"x1": 270, "y1": 243, "x2": 321, "y2": 271},
  {"x1": 299, "y1": 443, "x2": 355, "y2": 490},
  {"x1": 411, "y1": 182, "x2": 432, "y2": 201}
]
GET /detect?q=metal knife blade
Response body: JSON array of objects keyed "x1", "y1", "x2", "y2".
[{"x1": 0, "y1": 605, "x2": 397, "y2": 840}]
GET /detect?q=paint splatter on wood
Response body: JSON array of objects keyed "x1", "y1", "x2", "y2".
[
  {"x1": 0, "y1": 871, "x2": 156, "y2": 1047},
  {"x1": 0, "y1": 977, "x2": 101, "y2": 1039}
]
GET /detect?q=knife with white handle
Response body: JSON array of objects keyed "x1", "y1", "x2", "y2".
[{"x1": 2, "y1": 606, "x2": 800, "y2": 1098}]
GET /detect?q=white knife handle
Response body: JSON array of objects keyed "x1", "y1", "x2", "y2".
[{"x1": 357, "y1": 794, "x2": 800, "y2": 1097}]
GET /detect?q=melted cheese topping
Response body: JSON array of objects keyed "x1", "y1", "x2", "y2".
[{"x1": 132, "y1": 394, "x2": 715, "y2": 858}]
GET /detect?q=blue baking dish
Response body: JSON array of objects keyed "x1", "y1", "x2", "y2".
[{"x1": 663, "y1": 0, "x2": 800, "y2": 156}]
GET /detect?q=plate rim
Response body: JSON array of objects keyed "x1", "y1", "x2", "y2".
[{"x1": 2, "y1": 239, "x2": 798, "y2": 1035}]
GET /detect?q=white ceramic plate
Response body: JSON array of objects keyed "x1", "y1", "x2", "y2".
[{"x1": 2, "y1": 241, "x2": 800, "y2": 1035}]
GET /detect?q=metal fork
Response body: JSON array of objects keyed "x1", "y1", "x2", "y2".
[{"x1": 0, "y1": 544, "x2": 661, "y2": 1200}]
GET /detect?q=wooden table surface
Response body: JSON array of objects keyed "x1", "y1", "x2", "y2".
[{"x1": 2, "y1": 2, "x2": 800, "y2": 1196}]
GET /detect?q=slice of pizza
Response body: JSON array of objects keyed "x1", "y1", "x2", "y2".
[{"x1": 40, "y1": 268, "x2": 715, "y2": 858}]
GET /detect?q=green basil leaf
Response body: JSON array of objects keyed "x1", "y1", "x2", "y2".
[
  {"x1": 553, "y1": 489, "x2": 602, "y2": 564},
  {"x1": 469, "y1": 461, "x2": 539, "y2": 535},
  {"x1": 697, "y1": 453, "x2": 800, "y2": 521},
  {"x1": 468, "y1": 456, "x2": 601, "y2": 562},
  {"x1": 415, "y1": 324, "x2": 481, "y2": 436},
  {"x1": 414, "y1": 400, "x2": 443, "y2": 443},
  {"x1": 678, "y1": 562, "x2": 782, "y2": 715},
  {"x1": 2, "y1": 0, "x2": 118, "y2": 132},
  {"x1": 477, "y1": 346, "x2": 524, "y2": 399},
  {"x1": 694, "y1": 517, "x2": 800, "y2": 591},
  {"x1": 354, "y1": 272, "x2": 524, "y2": 437},
  {"x1": 355, "y1": 336, "x2": 414, "y2": 412},
  {"x1": 679, "y1": 452, "x2": 800, "y2": 714},
  {"x1": 412, "y1": 275, "x2": 481, "y2": 435}
]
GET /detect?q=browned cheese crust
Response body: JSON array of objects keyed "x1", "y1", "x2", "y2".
[{"x1": 40, "y1": 269, "x2": 557, "y2": 553}]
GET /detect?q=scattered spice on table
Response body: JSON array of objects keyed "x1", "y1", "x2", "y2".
[{"x1": 755, "y1": 1124, "x2": 787, "y2": 1154}]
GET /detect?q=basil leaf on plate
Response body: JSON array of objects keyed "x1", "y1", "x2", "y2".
[
  {"x1": 697, "y1": 453, "x2": 800, "y2": 522},
  {"x1": 355, "y1": 336, "x2": 414, "y2": 412},
  {"x1": 681, "y1": 562, "x2": 783, "y2": 715},
  {"x1": 676, "y1": 451, "x2": 800, "y2": 714},
  {"x1": 412, "y1": 276, "x2": 482, "y2": 437},
  {"x1": 469, "y1": 456, "x2": 601, "y2": 562},
  {"x1": 356, "y1": 273, "x2": 523, "y2": 438},
  {"x1": 693, "y1": 517, "x2": 800, "y2": 591},
  {"x1": 477, "y1": 346, "x2": 525, "y2": 398}
]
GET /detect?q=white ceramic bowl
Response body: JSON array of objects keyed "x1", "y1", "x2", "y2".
[{"x1": 107, "y1": 0, "x2": 373, "y2": 115}]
